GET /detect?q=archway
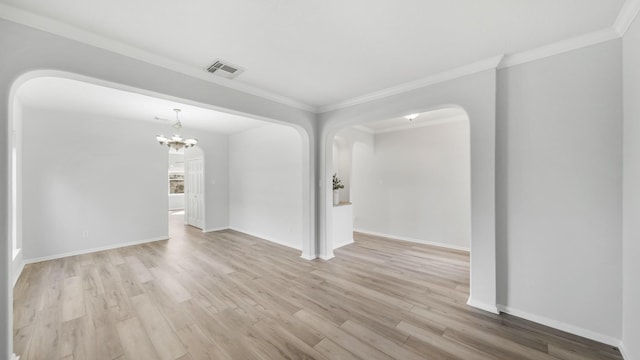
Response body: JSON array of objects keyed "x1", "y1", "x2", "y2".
[
  {"x1": 339, "y1": 110, "x2": 471, "y2": 252},
  {"x1": 318, "y1": 72, "x2": 500, "y2": 314},
  {"x1": 4, "y1": 70, "x2": 315, "y2": 357}
]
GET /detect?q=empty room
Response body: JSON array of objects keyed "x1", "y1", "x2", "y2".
[{"x1": 1, "y1": 1, "x2": 639, "y2": 359}]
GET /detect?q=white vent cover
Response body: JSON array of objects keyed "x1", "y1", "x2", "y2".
[{"x1": 206, "y1": 59, "x2": 245, "y2": 79}]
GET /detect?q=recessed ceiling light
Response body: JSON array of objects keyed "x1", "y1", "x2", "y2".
[{"x1": 405, "y1": 113, "x2": 420, "y2": 122}]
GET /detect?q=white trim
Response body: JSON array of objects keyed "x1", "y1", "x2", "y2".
[
  {"x1": 320, "y1": 23, "x2": 627, "y2": 113},
  {"x1": 318, "y1": 55, "x2": 504, "y2": 113},
  {"x1": 202, "y1": 227, "x2": 229, "y2": 233},
  {"x1": 12, "y1": 261, "x2": 24, "y2": 289},
  {"x1": 619, "y1": 342, "x2": 630, "y2": 360},
  {"x1": 12, "y1": 354, "x2": 20, "y2": 360},
  {"x1": 228, "y1": 227, "x2": 302, "y2": 251},
  {"x1": 333, "y1": 239, "x2": 354, "y2": 250},
  {"x1": 22, "y1": 236, "x2": 169, "y2": 264},
  {"x1": 614, "y1": 0, "x2": 640, "y2": 36},
  {"x1": 496, "y1": 305, "x2": 621, "y2": 347},
  {"x1": 11, "y1": 248, "x2": 20, "y2": 262},
  {"x1": 0, "y1": 3, "x2": 315, "y2": 113},
  {"x1": 300, "y1": 252, "x2": 317, "y2": 260},
  {"x1": 319, "y1": 253, "x2": 335, "y2": 261},
  {"x1": 354, "y1": 229, "x2": 470, "y2": 252},
  {"x1": 0, "y1": 1, "x2": 632, "y2": 116},
  {"x1": 498, "y1": 28, "x2": 620, "y2": 69},
  {"x1": 467, "y1": 297, "x2": 500, "y2": 314}
]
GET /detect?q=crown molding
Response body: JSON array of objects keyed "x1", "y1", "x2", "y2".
[
  {"x1": 614, "y1": 0, "x2": 640, "y2": 35},
  {"x1": 317, "y1": 55, "x2": 504, "y2": 113},
  {"x1": 498, "y1": 27, "x2": 620, "y2": 69},
  {"x1": 2, "y1": 2, "x2": 635, "y2": 115},
  {"x1": 0, "y1": 3, "x2": 316, "y2": 113}
]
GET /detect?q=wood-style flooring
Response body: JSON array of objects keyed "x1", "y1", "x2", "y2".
[{"x1": 14, "y1": 212, "x2": 622, "y2": 359}]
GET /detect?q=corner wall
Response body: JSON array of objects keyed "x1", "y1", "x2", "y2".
[
  {"x1": 623, "y1": 12, "x2": 640, "y2": 359},
  {"x1": 21, "y1": 107, "x2": 170, "y2": 260},
  {"x1": 496, "y1": 39, "x2": 623, "y2": 343},
  {"x1": 229, "y1": 124, "x2": 303, "y2": 250}
]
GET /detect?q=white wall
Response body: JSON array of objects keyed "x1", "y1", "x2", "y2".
[
  {"x1": 21, "y1": 107, "x2": 170, "y2": 260},
  {"x1": 496, "y1": 39, "x2": 623, "y2": 342},
  {"x1": 333, "y1": 127, "x2": 374, "y2": 203},
  {"x1": 331, "y1": 138, "x2": 349, "y2": 202},
  {"x1": 623, "y1": 14, "x2": 640, "y2": 360},
  {"x1": 229, "y1": 124, "x2": 303, "y2": 250},
  {"x1": 332, "y1": 204, "x2": 353, "y2": 249},
  {"x1": 351, "y1": 119, "x2": 471, "y2": 250},
  {"x1": 168, "y1": 194, "x2": 184, "y2": 210}
]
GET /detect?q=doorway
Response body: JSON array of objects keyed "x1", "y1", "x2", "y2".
[
  {"x1": 185, "y1": 156, "x2": 205, "y2": 230},
  {"x1": 332, "y1": 109, "x2": 471, "y2": 252},
  {"x1": 168, "y1": 146, "x2": 205, "y2": 231}
]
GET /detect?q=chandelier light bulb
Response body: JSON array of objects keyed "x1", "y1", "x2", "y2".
[{"x1": 156, "y1": 109, "x2": 198, "y2": 150}]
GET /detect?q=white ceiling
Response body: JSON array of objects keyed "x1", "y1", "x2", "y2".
[
  {"x1": 0, "y1": 0, "x2": 626, "y2": 109},
  {"x1": 17, "y1": 77, "x2": 269, "y2": 135},
  {"x1": 357, "y1": 108, "x2": 467, "y2": 134}
]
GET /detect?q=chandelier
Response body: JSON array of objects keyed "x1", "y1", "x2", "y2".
[{"x1": 156, "y1": 109, "x2": 198, "y2": 150}]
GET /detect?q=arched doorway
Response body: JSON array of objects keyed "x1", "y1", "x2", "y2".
[
  {"x1": 325, "y1": 107, "x2": 471, "y2": 254},
  {"x1": 319, "y1": 90, "x2": 499, "y2": 315},
  {"x1": 4, "y1": 70, "x2": 316, "y2": 358},
  {"x1": 345, "y1": 109, "x2": 471, "y2": 252}
]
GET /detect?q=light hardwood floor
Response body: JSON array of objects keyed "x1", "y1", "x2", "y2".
[{"x1": 14, "y1": 212, "x2": 622, "y2": 359}]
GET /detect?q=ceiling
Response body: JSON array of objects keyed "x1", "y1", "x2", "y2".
[
  {"x1": 357, "y1": 108, "x2": 467, "y2": 134},
  {"x1": 0, "y1": 0, "x2": 626, "y2": 109},
  {"x1": 17, "y1": 77, "x2": 268, "y2": 134}
]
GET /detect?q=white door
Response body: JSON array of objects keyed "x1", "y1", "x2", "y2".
[{"x1": 185, "y1": 158, "x2": 205, "y2": 229}]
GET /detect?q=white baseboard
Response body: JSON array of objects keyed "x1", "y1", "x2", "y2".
[
  {"x1": 618, "y1": 341, "x2": 629, "y2": 360},
  {"x1": 333, "y1": 239, "x2": 354, "y2": 250},
  {"x1": 354, "y1": 229, "x2": 470, "y2": 252},
  {"x1": 12, "y1": 260, "x2": 25, "y2": 289},
  {"x1": 228, "y1": 227, "x2": 302, "y2": 251},
  {"x1": 467, "y1": 297, "x2": 499, "y2": 314},
  {"x1": 12, "y1": 248, "x2": 25, "y2": 288},
  {"x1": 496, "y1": 305, "x2": 621, "y2": 347},
  {"x1": 319, "y1": 253, "x2": 335, "y2": 260},
  {"x1": 23, "y1": 236, "x2": 170, "y2": 265},
  {"x1": 202, "y1": 227, "x2": 229, "y2": 233},
  {"x1": 300, "y1": 252, "x2": 317, "y2": 260},
  {"x1": 12, "y1": 353, "x2": 20, "y2": 360}
]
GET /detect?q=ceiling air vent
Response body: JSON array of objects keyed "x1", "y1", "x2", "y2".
[{"x1": 206, "y1": 59, "x2": 245, "y2": 79}]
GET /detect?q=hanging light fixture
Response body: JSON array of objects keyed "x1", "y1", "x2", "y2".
[{"x1": 156, "y1": 109, "x2": 198, "y2": 150}]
